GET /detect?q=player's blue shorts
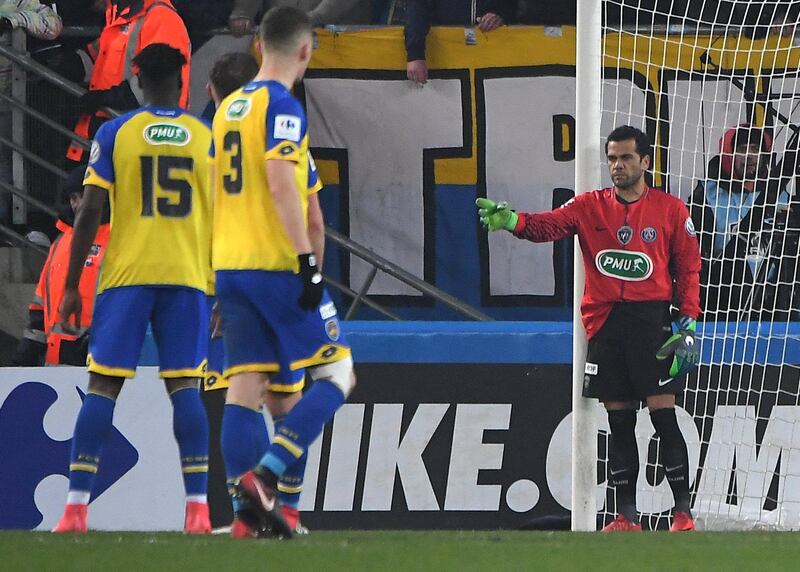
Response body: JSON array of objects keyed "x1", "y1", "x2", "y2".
[
  {"x1": 204, "y1": 295, "x2": 305, "y2": 391},
  {"x1": 88, "y1": 285, "x2": 208, "y2": 379},
  {"x1": 215, "y1": 270, "x2": 350, "y2": 393},
  {"x1": 204, "y1": 296, "x2": 305, "y2": 392}
]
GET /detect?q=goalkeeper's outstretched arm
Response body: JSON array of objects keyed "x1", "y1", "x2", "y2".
[{"x1": 476, "y1": 195, "x2": 581, "y2": 242}]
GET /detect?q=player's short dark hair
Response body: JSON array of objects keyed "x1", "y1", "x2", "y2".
[
  {"x1": 605, "y1": 125, "x2": 652, "y2": 160},
  {"x1": 259, "y1": 6, "x2": 313, "y2": 55},
  {"x1": 132, "y1": 43, "x2": 186, "y2": 84},
  {"x1": 209, "y1": 52, "x2": 259, "y2": 100}
]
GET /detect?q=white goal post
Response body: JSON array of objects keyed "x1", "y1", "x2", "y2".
[
  {"x1": 573, "y1": 0, "x2": 602, "y2": 533},
  {"x1": 575, "y1": 0, "x2": 800, "y2": 531}
]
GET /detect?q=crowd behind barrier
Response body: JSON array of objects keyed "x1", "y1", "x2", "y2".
[{"x1": 2, "y1": 2, "x2": 800, "y2": 368}]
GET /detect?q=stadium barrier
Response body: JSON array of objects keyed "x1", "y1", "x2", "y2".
[
  {"x1": 193, "y1": 27, "x2": 800, "y2": 320},
  {"x1": 2, "y1": 321, "x2": 800, "y2": 531}
]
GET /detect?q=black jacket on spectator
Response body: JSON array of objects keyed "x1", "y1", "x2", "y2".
[
  {"x1": 404, "y1": 0, "x2": 516, "y2": 61},
  {"x1": 517, "y1": 0, "x2": 574, "y2": 25}
]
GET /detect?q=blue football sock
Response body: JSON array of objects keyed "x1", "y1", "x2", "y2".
[
  {"x1": 273, "y1": 414, "x2": 307, "y2": 509},
  {"x1": 169, "y1": 387, "x2": 209, "y2": 498},
  {"x1": 68, "y1": 392, "x2": 116, "y2": 498},
  {"x1": 259, "y1": 380, "x2": 344, "y2": 479},
  {"x1": 222, "y1": 403, "x2": 269, "y2": 512},
  {"x1": 253, "y1": 409, "x2": 269, "y2": 460}
]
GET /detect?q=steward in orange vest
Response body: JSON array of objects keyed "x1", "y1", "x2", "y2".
[
  {"x1": 13, "y1": 167, "x2": 110, "y2": 365},
  {"x1": 67, "y1": 0, "x2": 191, "y2": 163}
]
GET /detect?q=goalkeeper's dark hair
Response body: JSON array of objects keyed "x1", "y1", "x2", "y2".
[
  {"x1": 209, "y1": 52, "x2": 258, "y2": 100},
  {"x1": 605, "y1": 125, "x2": 652, "y2": 161},
  {"x1": 132, "y1": 43, "x2": 186, "y2": 85},
  {"x1": 259, "y1": 6, "x2": 313, "y2": 55}
]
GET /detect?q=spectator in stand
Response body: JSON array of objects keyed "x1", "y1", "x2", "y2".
[
  {"x1": 12, "y1": 166, "x2": 110, "y2": 366},
  {"x1": 173, "y1": 0, "x2": 234, "y2": 47},
  {"x1": 0, "y1": 1, "x2": 61, "y2": 224},
  {"x1": 66, "y1": 0, "x2": 191, "y2": 165},
  {"x1": 405, "y1": 0, "x2": 516, "y2": 85},
  {"x1": 227, "y1": 0, "x2": 370, "y2": 37},
  {"x1": 687, "y1": 124, "x2": 789, "y2": 319}
]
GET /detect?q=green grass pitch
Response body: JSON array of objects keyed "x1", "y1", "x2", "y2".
[{"x1": 2, "y1": 530, "x2": 799, "y2": 571}]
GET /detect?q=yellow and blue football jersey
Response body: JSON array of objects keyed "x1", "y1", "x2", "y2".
[
  {"x1": 84, "y1": 106, "x2": 213, "y2": 293},
  {"x1": 205, "y1": 149, "x2": 322, "y2": 390},
  {"x1": 210, "y1": 80, "x2": 314, "y2": 273}
]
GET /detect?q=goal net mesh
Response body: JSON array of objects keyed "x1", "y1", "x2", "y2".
[{"x1": 599, "y1": 0, "x2": 800, "y2": 530}]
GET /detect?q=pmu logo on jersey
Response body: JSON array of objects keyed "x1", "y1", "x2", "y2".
[
  {"x1": 226, "y1": 98, "x2": 251, "y2": 120},
  {"x1": 595, "y1": 249, "x2": 653, "y2": 281},
  {"x1": 616, "y1": 225, "x2": 633, "y2": 245},
  {"x1": 143, "y1": 123, "x2": 190, "y2": 146}
]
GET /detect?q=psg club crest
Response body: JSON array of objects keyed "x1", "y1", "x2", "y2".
[
  {"x1": 641, "y1": 227, "x2": 657, "y2": 243},
  {"x1": 616, "y1": 225, "x2": 633, "y2": 245}
]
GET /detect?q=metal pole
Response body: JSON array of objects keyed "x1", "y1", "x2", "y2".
[
  {"x1": 0, "y1": 135, "x2": 69, "y2": 179},
  {"x1": 325, "y1": 226, "x2": 492, "y2": 321},
  {"x1": 0, "y1": 43, "x2": 119, "y2": 118},
  {"x1": 345, "y1": 266, "x2": 379, "y2": 320},
  {"x1": 323, "y1": 276, "x2": 402, "y2": 320},
  {"x1": 573, "y1": 0, "x2": 602, "y2": 532},
  {"x1": 0, "y1": 179, "x2": 59, "y2": 218},
  {"x1": 0, "y1": 93, "x2": 91, "y2": 149},
  {"x1": 0, "y1": 42, "x2": 85, "y2": 98},
  {"x1": 0, "y1": 222, "x2": 49, "y2": 255},
  {"x1": 10, "y1": 29, "x2": 25, "y2": 225}
]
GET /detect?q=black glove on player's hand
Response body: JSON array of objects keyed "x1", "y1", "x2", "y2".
[{"x1": 297, "y1": 253, "x2": 323, "y2": 310}]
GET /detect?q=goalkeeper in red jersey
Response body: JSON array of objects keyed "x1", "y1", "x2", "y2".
[{"x1": 477, "y1": 125, "x2": 702, "y2": 532}]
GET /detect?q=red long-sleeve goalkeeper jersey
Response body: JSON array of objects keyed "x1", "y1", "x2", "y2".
[{"x1": 512, "y1": 187, "x2": 701, "y2": 339}]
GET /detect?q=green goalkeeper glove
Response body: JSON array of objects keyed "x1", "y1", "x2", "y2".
[
  {"x1": 476, "y1": 198, "x2": 518, "y2": 232},
  {"x1": 656, "y1": 315, "x2": 699, "y2": 378}
]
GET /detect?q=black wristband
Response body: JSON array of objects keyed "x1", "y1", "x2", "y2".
[
  {"x1": 298, "y1": 253, "x2": 318, "y2": 271},
  {"x1": 297, "y1": 253, "x2": 323, "y2": 310}
]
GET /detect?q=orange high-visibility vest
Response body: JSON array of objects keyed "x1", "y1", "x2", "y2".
[
  {"x1": 30, "y1": 220, "x2": 110, "y2": 364},
  {"x1": 67, "y1": 0, "x2": 191, "y2": 162}
]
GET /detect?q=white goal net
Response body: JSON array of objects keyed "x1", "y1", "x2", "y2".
[{"x1": 598, "y1": 0, "x2": 800, "y2": 530}]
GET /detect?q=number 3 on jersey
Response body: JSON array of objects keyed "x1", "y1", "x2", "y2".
[
  {"x1": 140, "y1": 155, "x2": 193, "y2": 218},
  {"x1": 222, "y1": 130, "x2": 243, "y2": 194}
]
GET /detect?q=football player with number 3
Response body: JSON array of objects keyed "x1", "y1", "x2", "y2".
[
  {"x1": 204, "y1": 51, "x2": 323, "y2": 535},
  {"x1": 210, "y1": 7, "x2": 355, "y2": 538},
  {"x1": 54, "y1": 44, "x2": 213, "y2": 534},
  {"x1": 477, "y1": 125, "x2": 702, "y2": 532}
]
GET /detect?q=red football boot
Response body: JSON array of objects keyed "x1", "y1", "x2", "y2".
[
  {"x1": 601, "y1": 515, "x2": 643, "y2": 532},
  {"x1": 184, "y1": 501, "x2": 211, "y2": 535},
  {"x1": 279, "y1": 506, "x2": 309, "y2": 535},
  {"x1": 231, "y1": 517, "x2": 258, "y2": 539},
  {"x1": 52, "y1": 504, "x2": 88, "y2": 533},
  {"x1": 236, "y1": 470, "x2": 292, "y2": 539},
  {"x1": 670, "y1": 511, "x2": 695, "y2": 531}
]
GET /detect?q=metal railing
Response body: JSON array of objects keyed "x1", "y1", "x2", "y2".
[
  {"x1": 0, "y1": 39, "x2": 491, "y2": 321},
  {"x1": 325, "y1": 228, "x2": 490, "y2": 320}
]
